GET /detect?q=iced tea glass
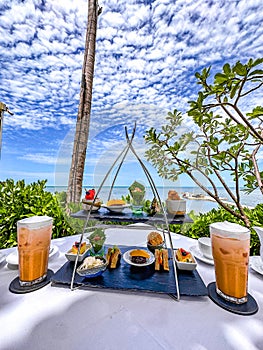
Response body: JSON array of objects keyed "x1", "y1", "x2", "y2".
[
  {"x1": 17, "y1": 216, "x2": 53, "y2": 286},
  {"x1": 210, "y1": 221, "x2": 250, "y2": 304}
]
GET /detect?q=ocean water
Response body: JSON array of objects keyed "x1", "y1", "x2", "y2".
[{"x1": 46, "y1": 186, "x2": 262, "y2": 214}]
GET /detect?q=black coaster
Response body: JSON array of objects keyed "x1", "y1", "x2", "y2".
[
  {"x1": 9, "y1": 269, "x2": 54, "y2": 294},
  {"x1": 207, "y1": 282, "x2": 258, "y2": 316}
]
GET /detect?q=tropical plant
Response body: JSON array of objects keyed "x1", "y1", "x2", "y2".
[
  {"x1": 169, "y1": 205, "x2": 261, "y2": 256},
  {"x1": 145, "y1": 58, "x2": 263, "y2": 227},
  {"x1": 0, "y1": 180, "x2": 84, "y2": 249}
]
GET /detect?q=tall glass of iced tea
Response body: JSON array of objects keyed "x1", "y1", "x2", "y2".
[
  {"x1": 17, "y1": 216, "x2": 53, "y2": 286},
  {"x1": 210, "y1": 221, "x2": 250, "y2": 304}
]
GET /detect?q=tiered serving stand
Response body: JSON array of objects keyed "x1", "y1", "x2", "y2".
[{"x1": 51, "y1": 124, "x2": 207, "y2": 300}]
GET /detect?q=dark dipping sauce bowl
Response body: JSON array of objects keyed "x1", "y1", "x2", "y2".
[
  {"x1": 147, "y1": 242, "x2": 164, "y2": 253},
  {"x1": 131, "y1": 256, "x2": 147, "y2": 264}
]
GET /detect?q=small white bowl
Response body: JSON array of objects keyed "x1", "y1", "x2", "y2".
[
  {"x1": 166, "y1": 199, "x2": 186, "y2": 215},
  {"x1": 65, "y1": 244, "x2": 91, "y2": 262},
  {"x1": 198, "y1": 237, "x2": 213, "y2": 259},
  {"x1": 175, "y1": 250, "x2": 197, "y2": 271},
  {"x1": 77, "y1": 257, "x2": 108, "y2": 278}
]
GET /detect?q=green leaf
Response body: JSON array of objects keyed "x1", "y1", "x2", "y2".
[
  {"x1": 223, "y1": 63, "x2": 231, "y2": 75},
  {"x1": 248, "y1": 69, "x2": 263, "y2": 77},
  {"x1": 144, "y1": 57, "x2": 263, "y2": 234},
  {"x1": 247, "y1": 106, "x2": 263, "y2": 117},
  {"x1": 250, "y1": 58, "x2": 263, "y2": 68},
  {"x1": 214, "y1": 73, "x2": 227, "y2": 83},
  {"x1": 234, "y1": 62, "x2": 247, "y2": 76}
]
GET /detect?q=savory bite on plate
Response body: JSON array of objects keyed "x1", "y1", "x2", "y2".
[
  {"x1": 147, "y1": 231, "x2": 164, "y2": 252},
  {"x1": 147, "y1": 231, "x2": 163, "y2": 246},
  {"x1": 106, "y1": 246, "x2": 121, "y2": 268},
  {"x1": 155, "y1": 249, "x2": 169, "y2": 271},
  {"x1": 130, "y1": 249, "x2": 150, "y2": 264},
  {"x1": 123, "y1": 249, "x2": 155, "y2": 266}
]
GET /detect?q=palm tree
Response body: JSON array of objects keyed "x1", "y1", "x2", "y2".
[
  {"x1": 0, "y1": 102, "x2": 13, "y2": 158},
  {"x1": 66, "y1": 1, "x2": 102, "y2": 205}
]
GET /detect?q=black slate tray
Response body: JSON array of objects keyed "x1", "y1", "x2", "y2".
[
  {"x1": 51, "y1": 246, "x2": 207, "y2": 298},
  {"x1": 71, "y1": 209, "x2": 193, "y2": 225}
]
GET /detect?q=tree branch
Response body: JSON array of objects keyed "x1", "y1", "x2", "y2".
[
  {"x1": 240, "y1": 81, "x2": 263, "y2": 98},
  {"x1": 233, "y1": 74, "x2": 247, "y2": 105},
  {"x1": 252, "y1": 133, "x2": 263, "y2": 195},
  {"x1": 183, "y1": 169, "x2": 250, "y2": 226},
  {"x1": 216, "y1": 101, "x2": 263, "y2": 142}
]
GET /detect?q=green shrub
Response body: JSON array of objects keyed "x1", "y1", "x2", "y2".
[
  {"x1": 0, "y1": 179, "x2": 83, "y2": 248},
  {"x1": 170, "y1": 206, "x2": 261, "y2": 255},
  {"x1": 1, "y1": 179, "x2": 261, "y2": 256}
]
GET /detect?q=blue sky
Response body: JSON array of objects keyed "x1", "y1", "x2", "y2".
[{"x1": 0, "y1": 0, "x2": 262, "y2": 189}]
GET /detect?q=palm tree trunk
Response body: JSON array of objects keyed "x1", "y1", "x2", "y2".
[
  {"x1": 66, "y1": 0, "x2": 100, "y2": 204},
  {"x1": 0, "y1": 102, "x2": 13, "y2": 158}
]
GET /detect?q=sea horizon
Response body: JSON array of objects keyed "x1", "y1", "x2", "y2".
[{"x1": 46, "y1": 185, "x2": 262, "y2": 214}]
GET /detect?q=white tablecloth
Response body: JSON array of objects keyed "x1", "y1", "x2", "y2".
[{"x1": 0, "y1": 225, "x2": 263, "y2": 350}]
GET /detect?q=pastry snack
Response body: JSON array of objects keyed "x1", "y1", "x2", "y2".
[
  {"x1": 166, "y1": 191, "x2": 186, "y2": 215},
  {"x1": 155, "y1": 249, "x2": 169, "y2": 271},
  {"x1": 130, "y1": 249, "x2": 150, "y2": 264},
  {"x1": 176, "y1": 248, "x2": 194, "y2": 263},
  {"x1": 147, "y1": 231, "x2": 163, "y2": 246},
  {"x1": 168, "y1": 190, "x2": 181, "y2": 200},
  {"x1": 106, "y1": 246, "x2": 121, "y2": 268},
  {"x1": 82, "y1": 198, "x2": 102, "y2": 206},
  {"x1": 71, "y1": 242, "x2": 87, "y2": 254},
  {"x1": 82, "y1": 189, "x2": 102, "y2": 210},
  {"x1": 107, "y1": 199, "x2": 126, "y2": 206}
]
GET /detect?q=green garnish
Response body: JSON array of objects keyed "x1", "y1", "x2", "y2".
[{"x1": 88, "y1": 228, "x2": 106, "y2": 253}]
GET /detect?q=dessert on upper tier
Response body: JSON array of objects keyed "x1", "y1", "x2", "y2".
[
  {"x1": 82, "y1": 188, "x2": 102, "y2": 210},
  {"x1": 166, "y1": 190, "x2": 186, "y2": 215},
  {"x1": 106, "y1": 199, "x2": 126, "y2": 206},
  {"x1": 168, "y1": 190, "x2": 181, "y2": 200}
]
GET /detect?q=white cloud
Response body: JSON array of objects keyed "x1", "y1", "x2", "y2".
[
  {"x1": 0, "y1": 0, "x2": 262, "y2": 185},
  {"x1": 103, "y1": 11, "x2": 126, "y2": 27}
]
